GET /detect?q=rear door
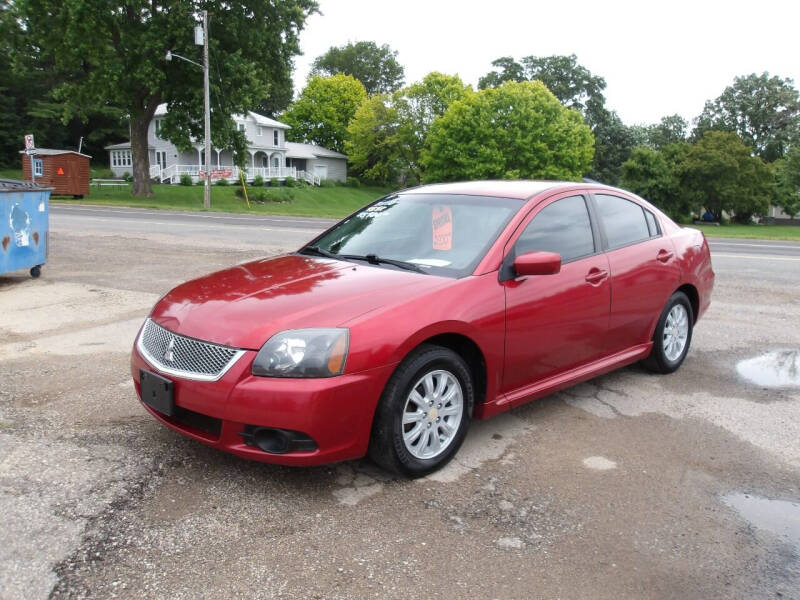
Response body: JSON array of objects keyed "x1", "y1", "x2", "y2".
[
  {"x1": 502, "y1": 193, "x2": 611, "y2": 393},
  {"x1": 591, "y1": 193, "x2": 681, "y2": 355}
]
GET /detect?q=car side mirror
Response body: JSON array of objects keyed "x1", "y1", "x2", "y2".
[{"x1": 513, "y1": 251, "x2": 562, "y2": 276}]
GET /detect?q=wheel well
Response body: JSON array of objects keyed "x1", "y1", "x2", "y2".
[
  {"x1": 676, "y1": 283, "x2": 699, "y2": 323},
  {"x1": 422, "y1": 333, "x2": 487, "y2": 406}
]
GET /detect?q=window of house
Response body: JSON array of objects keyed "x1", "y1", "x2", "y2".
[
  {"x1": 238, "y1": 123, "x2": 246, "y2": 132},
  {"x1": 258, "y1": 126, "x2": 264, "y2": 137},
  {"x1": 33, "y1": 158, "x2": 43, "y2": 177},
  {"x1": 515, "y1": 195, "x2": 595, "y2": 263},
  {"x1": 111, "y1": 152, "x2": 117, "y2": 167},
  {"x1": 273, "y1": 130, "x2": 279, "y2": 146},
  {"x1": 273, "y1": 156, "x2": 280, "y2": 169},
  {"x1": 154, "y1": 119, "x2": 163, "y2": 137},
  {"x1": 595, "y1": 194, "x2": 651, "y2": 249}
]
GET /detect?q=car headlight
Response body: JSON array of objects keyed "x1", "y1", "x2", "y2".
[{"x1": 251, "y1": 328, "x2": 349, "y2": 378}]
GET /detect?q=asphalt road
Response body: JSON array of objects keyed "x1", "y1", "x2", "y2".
[{"x1": 1, "y1": 205, "x2": 799, "y2": 599}]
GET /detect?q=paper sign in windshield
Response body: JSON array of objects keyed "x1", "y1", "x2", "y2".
[{"x1": 432, "y1": 205, "x2": 453, "y2": 250}]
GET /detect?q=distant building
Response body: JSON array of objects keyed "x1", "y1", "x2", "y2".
[
  {"x1": 105, "y1": 104, "x2": 347, "y2": 185},
  {"x1": 19, "y1": 148, "x2": 90, "y2": 197}
]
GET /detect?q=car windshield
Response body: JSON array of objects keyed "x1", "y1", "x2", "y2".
[{"x1": 302, "y1": 193, "x2": 525, "y2": 278}]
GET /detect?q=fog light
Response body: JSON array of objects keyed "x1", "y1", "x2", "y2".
[
  {"x1": 239, "y1": 426, "x2": 317, "y2": 454},
  {"x1": 253, "y1": 428, "x2": 290, "y2": 454}
]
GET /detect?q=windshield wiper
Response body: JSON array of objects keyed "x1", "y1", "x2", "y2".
[
  {"x1": 301, "y1": 246, "x2": 425, "y2": 274},
  {"x1": 341, "y1": 254, "x2": 426, "y2": 273},
  {"x1": 302, "y1": 245, "x2": 340, "y2": 260}
]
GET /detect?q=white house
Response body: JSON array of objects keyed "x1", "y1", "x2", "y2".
[{"x1": 105, "y1": 104, "x2": 347, "y2": 185}]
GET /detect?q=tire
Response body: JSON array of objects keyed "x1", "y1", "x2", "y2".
[
  {"x1": 642, "y1": 291, "x2": 694, "y2": 374},
  {"x1": 29, "y1": 265, "x2": 42, "y2": 278},
  {"x1": 369, "y1": 344, "x2": 473, "y2": 477}
]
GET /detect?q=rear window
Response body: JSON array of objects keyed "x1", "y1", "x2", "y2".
[
  {"x1": 595, "y1": 194, "x2": 651, "y2": 249},
  {"x1": 644, "y1": 209, "x2": 660, "y2": 237}
]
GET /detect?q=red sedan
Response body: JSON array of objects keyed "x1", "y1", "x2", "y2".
[{"x1": 131, "y1": 181, "x2": 714, "y2": 476}]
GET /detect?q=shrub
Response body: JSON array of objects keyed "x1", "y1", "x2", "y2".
[
  {"x1": 319, "y1": 178, "x2": 336, "y2": 188},
  {"x1": 249, "y1": 188, "x2": 294, "y2": 203},
  {"x1": 179, "y1": 173, "x2": 193, "y2": 186},
  {"x1": 269, "y1": 178, "x2": 279, "y2": 187},
  {"x1": 121, "y1": 171, "x2": 132, "y2": 182},
  {"x1": 284, "y1": 176, "x2": 296, "y2": 187},
  {"x1": 234, "y1": 187, "x2": 244, "y2": 198},
  {"x1": 214, "y1": 178, "x2": 229, "y2": 186},
  {"x1": 345, "y1": 176, "x2": 360, "y2": 188},
  {"x1": 252, "y1": 175, "x2": 264, "y2": 187}
]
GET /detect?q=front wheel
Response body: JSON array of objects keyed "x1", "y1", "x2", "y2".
[
  {"x1": 642, "y1": 291, "x2": 694, "y2": 374},
  {"x1": 369, "y1": 344, "x2": 473, "y2": 477}
]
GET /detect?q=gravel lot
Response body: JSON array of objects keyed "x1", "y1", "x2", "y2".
[{"x1": 1, "y1": 207, "x2": 799, "y2": 599}]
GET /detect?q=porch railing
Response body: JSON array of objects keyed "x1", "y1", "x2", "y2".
[
  {"x1": 150, "y1": 163, "x2": 319, "y2": 184},
  {"x1": 297, "y1": 170, "x2": 321, "y2": 186}
]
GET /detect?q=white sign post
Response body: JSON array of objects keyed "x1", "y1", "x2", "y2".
[{"x1": 24, "y1": 134, "x2": 35, "y2": 183}]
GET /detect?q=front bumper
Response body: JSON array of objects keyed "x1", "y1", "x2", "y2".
[{"x1": 131, "y1": 344, "x2": 395, "y2": 466}]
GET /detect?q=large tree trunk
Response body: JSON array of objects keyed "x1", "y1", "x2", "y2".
[
  {"x1": 130, "y1": 96, "x2": 160, "y2": 197},
  {"x1": 130, "y1": 115, "x2": 152, "y2": 197}
]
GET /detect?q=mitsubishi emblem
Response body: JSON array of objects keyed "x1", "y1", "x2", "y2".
[{"x1": 164, "y1": 337, "x2": 176, "y2": 362}]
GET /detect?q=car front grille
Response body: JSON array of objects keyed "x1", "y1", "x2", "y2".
[{"x1": 137, "y1": 318, "x2": 245, "y2": 381}]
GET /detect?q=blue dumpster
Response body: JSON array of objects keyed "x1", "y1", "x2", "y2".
[{"x1": 0, "y1": 179, "x2": 51, "y2": 278}]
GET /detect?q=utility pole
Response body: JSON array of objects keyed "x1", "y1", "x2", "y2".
[{"x1": 202, "y1": 10, "x2": 211, "y2": 210}]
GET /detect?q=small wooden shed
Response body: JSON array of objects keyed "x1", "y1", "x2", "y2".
[{"x1": 20, "y1": 148, "x2": 91, "y2": 197}]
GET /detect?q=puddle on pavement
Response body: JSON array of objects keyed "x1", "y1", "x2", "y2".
[
  {"x1": 722, "y1": 493, "x2": 800, "y2": 554},
  {"x1": 736, "y1": 350, "x2": 800, "y2": 388}
]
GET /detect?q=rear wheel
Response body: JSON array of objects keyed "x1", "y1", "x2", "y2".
[
  {"x1": 29, "y1": 265, "x2": 41, "y2": 278},
  {"x1": 369, "y1": 344, "x2": 473, "y2": 477},
  {"x1": 642, "y1": 291, "x2": 694, "y2": 374}
]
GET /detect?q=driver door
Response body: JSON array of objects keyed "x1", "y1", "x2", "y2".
[{"x1": 502, "y1": 194, "x2": 610, "y2": 395}]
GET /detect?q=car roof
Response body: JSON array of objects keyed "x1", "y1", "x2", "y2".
[{"x1": 400, "y1": 180, "x2": 580, "y2": 200}]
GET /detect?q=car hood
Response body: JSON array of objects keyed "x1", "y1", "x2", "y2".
[{"x1": 149, "y1": 254, "x2": 450, "y2": 349}]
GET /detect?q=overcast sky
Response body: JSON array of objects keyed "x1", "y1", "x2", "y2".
[{"x1": 292, "y1": 0, "x2": 800, "y2": 126}]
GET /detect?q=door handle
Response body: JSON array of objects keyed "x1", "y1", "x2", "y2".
[
  {"x1": 656, "y1": 249, "x2": 674, "y2": 263},
  {"x1": 585, "y1": 269, "x2": 608, "y2": 285}
]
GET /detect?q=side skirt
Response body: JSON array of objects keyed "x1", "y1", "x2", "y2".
[{"x1": 474, "y1": 343, "x2": 652, "y2": 420}]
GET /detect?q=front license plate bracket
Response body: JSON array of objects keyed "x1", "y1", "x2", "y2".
[{"x1": 140, "y1": 369, "x2": 175, "y2": 416}]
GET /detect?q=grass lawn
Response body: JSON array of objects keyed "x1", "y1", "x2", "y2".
[
  {"x1": 1, "y1": 168, "x2": 392, "y2": 219},
  {"x1": 694, "y1": 223, "x2": 800, "y2": 241},
  {"x1": 56, "y1": 183, "x2": 393, "y2": 219}
]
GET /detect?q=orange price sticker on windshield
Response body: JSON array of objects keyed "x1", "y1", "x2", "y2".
[{"x1": 432, "y1": 205, "x2": 453, "y2": 250}]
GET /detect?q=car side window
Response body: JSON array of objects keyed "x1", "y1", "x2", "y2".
[
  {"x1": 515, "y1": 195, "x2": 595, "y2": 263},
  {"x1": 644, "y1": 209, "x2": 660, "y2": 237},
  {"x1": 595, "y1": 194, "x2": 651, "y2": 249}
]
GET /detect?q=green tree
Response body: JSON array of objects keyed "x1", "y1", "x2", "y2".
[
  {"x1": 15, "y1": 0, "x2": 317, "y2": 196},
  {"x1": 477, "y1": 57, "x2": 525, "y2": 90},
  {"x1": 0, "y1": 5, "x2": 128, "y2": 167},
  {"x1": 621, "y1": 142, "x2": 696, "y2": 219},
  {"x1": 282, "y1": 74, "x2": 367, "y2": 154},
  {"x1": 346, "y1": 95, "x2": 405, "y2": 184},
  {"x1": 421, "y1": 81, "x2": 594, "y2": 182},
  {"x1": 773, "y1": 147, "x2": 800, "y2": 218},
  {"x1": 684, "y1": 131, "x2": 772, "y2": 222},
  {"x1": 478, "y1": 53, "x2": 649, "y2": 184},
  {"x1": 646, "y1": 115, "x2": 688, "y2": 150},
  {"x1": 346, "y1": 73, "x2": 471, "y2": 185},
  {"x1": 694, "y1": 72, "x2": 800, "y2": 162},
  {"x1": 590, "y1": 111, "x2": 648, "y2": 184},
  {"x1": 311, "y1": 41, "x2": 404, "y2": 95},
  {"x1": 480, "y1": 54, "x2": 607, "y2": 123}
]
